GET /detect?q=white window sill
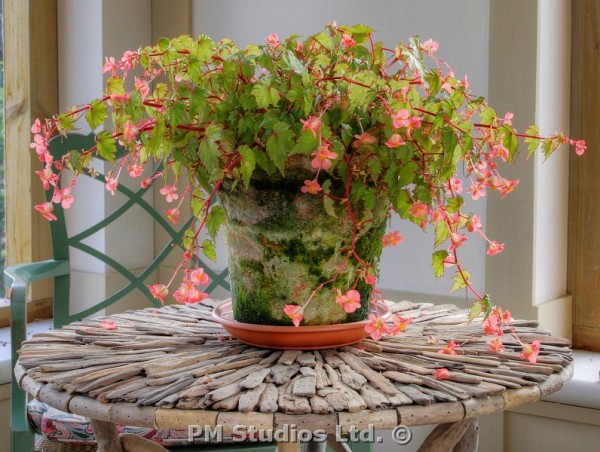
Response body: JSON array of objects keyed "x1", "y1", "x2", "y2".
[{"x1": 541, "y1": 350, "x2": 600, "y2": 410}]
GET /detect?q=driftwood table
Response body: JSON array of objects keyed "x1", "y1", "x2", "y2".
[{"x1": 15, "y1": 300, "x2": 573, "y2": 451}]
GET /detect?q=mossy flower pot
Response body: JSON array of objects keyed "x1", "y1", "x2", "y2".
[{"x1": 218, "y1": 168, "x2": 388, "y2": 327}]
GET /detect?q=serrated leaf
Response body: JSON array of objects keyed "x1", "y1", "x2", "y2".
[
  {"x1": 199, "y1": 138, "x2": 220, "y2": 175},
  {"x1": 202, "y1": 239, "x2": 217, "y2": 262},
  {"x1": 266, "y1": 122, "x2": 294, "y2": 176},
  {"x1": 206, "y1": 205, "x2": 225, "y2": 239},
  {"x1": 450, "y1": 270, "x2": 471, "y2": 294},
  {"x1": 106, "y1": 77, "x2": 125, "y2": 96},
  {"x1": 251, "y1": 83, "x2": 281, "y2": 109},
  {"x1": 434, "y1": 220, "x2": 451, "y2": 247},
  {"x1": 85, "y1": 100, "x2": 108, "y2": 131},
  {"x1": 96, "y1": 131, "x2": 117, "y2": 163},
  {"x1": 432, "y1": 250, "x2": 449, "y2": 278},
  {"x1": 468, "y1": 302, "x2": 482, "y2": 323},
  {"x1": 291, "y1": 130, "x2": 318, "y2": 155},
  {"x1": 238, "y1": 145, "x2": 256, "y2": 188},
  {"x1": 323, "y1": 195, "x2": 337, "y2": 217}
]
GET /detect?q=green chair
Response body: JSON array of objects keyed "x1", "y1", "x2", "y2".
[{"x1": 6, "y1": 132, "x2": 231, "y2": 452}]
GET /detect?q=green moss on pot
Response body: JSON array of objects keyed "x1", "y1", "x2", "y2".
[{"x1": 219, "y1": 176, "x2": 387, "y2": 326}]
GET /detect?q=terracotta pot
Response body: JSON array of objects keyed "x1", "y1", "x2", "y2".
[{"x1": 218, "y1": 171, "x2": 388, "y2": 326}]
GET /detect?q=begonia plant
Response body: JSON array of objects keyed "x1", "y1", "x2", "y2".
[{"x1": 31, "y1": 23, "x2": 585, "y2": 352}]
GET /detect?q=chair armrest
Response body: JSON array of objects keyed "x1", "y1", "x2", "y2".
[
  {"x1": 4, "y1": 260, "x2": 69, "y2": 366},
  {"x1": 4, "y1": 259, "x2": 70, "y2": 289}
]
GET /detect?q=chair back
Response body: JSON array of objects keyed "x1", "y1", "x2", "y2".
[{"x1": 46, "y1": 132, "x2": 229, "y2": 327}]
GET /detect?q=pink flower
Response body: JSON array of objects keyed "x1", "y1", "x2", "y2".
[
  {"x1": 160, "y1": 185, "x2": 179, "y2": 202},
  {"x1": 353, "y1": 132, "x2": 377, "y2": 148},
  {"x1": 300, "y1": 180, "x2": 322, "y2": 195},
  {"x1": 36, "y1": 167, "x2": 58, "y2": 190},
  {"x1": 438, "y1": 339, "x2": 458, "y2": 355},
  {"x1": 364, "y1": 274, "x2": 376, "y2": 286},
  {"x1": 435, "y1": 368, "x2": 450, "y2": 380},
  {"x1": 385, "y1": 134, "x2": 406, "y2": 148},
  {"x1": 447, "y1": 177, "x2": 463, "y2": 195},
  {"x1": 335, "y1": 289, "x2": 361, "y2": 314},
  {"x1": 409, "y1": 202, "x2": 430, "y2": 218},
  {"x1": 128, "y1": 164, "x2": 143, "y2": 178},
  {"x1": 487, "y1": 241, "x2": 505, "y2": 256},
  {"x1": 488, "y1": 337, "x2": 504, "y2": 352},
  {"x1": 102, "y1": 56, "x2": 117, "y2": 74},
  {"x1": 467, "y1": 214, "x2": 482, "y2": 232},
  {"x1": 100, "y1": 319, "x2": 118, "y2": 330},
  {"x1": 266, "y1": 33, "x2": 280, "y2": 47},
  {"x1": 391, "y1": 315, "x2": 412, "y2": 335},
  {"x1": 499, "y1": 178, "x2": 520, "y2": 199},
  {"x1": 149, "y1": 284, "x2": 168, "y2": 304},
  {"x1": 164, "y1": 208, "x2": 180, "y2": 224},
  {"x1": 467, "y1": 183, "x2": 486, "y2": 200},
  {"x1": 300, "y1": 116, "x2": 322, "y2": 137},
  {"x1": 570, "y1": 139, "x2": 586, "y2": 156},
  {"x1": 31, "y1": 118, "x2": 42, "y2": 134},
  {"x1": 341, "y1": 33, "x2": 356, "y2": 49},
  {"x1": 310, "y1": 145, "x2": 338, "y2": 171},
  {"x1": 105, "y1": 177, "x2": 118, "y2": 195},
  {"x1": 520, "y1": 340, "x2": 541, "y2": 363},
  {"x1": 122, "y1": 121, "x2": 138, "y2": 142},
  {"x1": 134, "y1": 77, "x2": 150, "y2": 99},
  {"x1": 30, "y1": 133, "x2": 48, "y2": 156},
  {"x1": 283, "y1": 304, "x2": 304, "y2": 327},
  {"x1": 35, "y1": 202, "x2": 57, "y2": 221},
  {"x1": 391, "y1": 109, "x2": 410, "y2": 130},
  {"x1": 449, "y1": 232, "x2": 468, "y2": 251},
  {"x1": 141, "y1": 178, "x2": 152, "y2": 189},
  {"x1": 364, "y1": 314, "x2": 391, "y2": 341},
  {"x1": 190, "y1": 268, "x2": 210, "y2": 286},
  {"x1": 383, "y1": 231, "x2": 404, "y2": 247},
  {"x1": 421, "y1": 39, "x2": 439, "y2": 55},
  {"x1": 52, "y1": 187, "x2": 74, "y2": 209}
]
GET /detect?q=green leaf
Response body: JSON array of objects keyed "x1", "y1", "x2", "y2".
[
  {"x1": 266, "y1": 122, "x2": 294, "y2": 176},
  {"x1": 432, "y1": 250, "x2": 449, "y2": 278},
  {"x1": 199, "y1": 138, "x2": 220, "y2": 175},
  {"x1": 450, "y1": 270, "x2": 471, "y2": 294},
  {"x1": 500, "y1": 126, "x2": 519, "y2": 163},
  {"x1": 57, "y1": 114, "x2": 76, "y2": 133},
  {"x1": 169, "y1": 101, "x2": 188, "y2": 129},
  {"x1": 85, "y1": 100, "x2": 108, "y2": 131},
  {"x1": 202, "y1": 239, "x2": 217, "y2": 262},
  {"x1": 479, "y1": 106, "x2": 496, "y2": 126},
  {"x1": 468, "y1": 301, "x2": 482, "y2": 323},
  {"x1": 194, "y1": 35, "x2": 214, "y2": 63},
  {"x1": 399, "y1": 161, "x2": 418, "y2": 187},
  {"x1": 524, "y1": 125, "x2": 540, "y2": 158},
  {"x1": 323, "y1": 195, "x2": 337, "y2": 217},
  {"x1": 106, "y1": 77, "x2": 125, "y2": 96},
  {"x1": 434, "y1": 220, "x2": 451, "y2": 247},
  {"x1": 238, "y1": 145, "x2": 256, "y2": 188},
  {"x1": 95, "y1": 131, "x2": 117, "y2": 163},
  {"x1": 291, "y1": 130, "x2": 318, "y2": 155},
  {"x1": 251, "y1": 83, "x2": 281, "y2": 109},
  {"x1": 206, "y1": 205, "x2": 225, "y2": 239}
]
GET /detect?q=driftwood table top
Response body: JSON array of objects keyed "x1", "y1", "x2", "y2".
[{"x1": 15, "y1": 299, "x2": 573, "y2": 435}]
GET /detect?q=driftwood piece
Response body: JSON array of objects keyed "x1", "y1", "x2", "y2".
[
  {"x1": 417, "y1": 419, "x2": 475, "y2": 452},
  {"x1": 269, "y1": 364, "x2": 300, "y2": 384},
  {"x1": 238, "y1": 383, "x2": 267, "y2": 413},
  {"x1": 292, "y1": 376, "x2": 317, "y2": 397},
  {"x1": 240, "y1": 367, "x2": 272, "y2": 389},
  {"x1": 258, "y1": 383, "x2": 279, "y2": 413}
]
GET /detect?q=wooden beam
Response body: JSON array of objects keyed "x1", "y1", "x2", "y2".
[
  {"x1": 569, "y1": 0, "x2": 600, "y2": 352},
  {"x1": 4, "y1": 0, "x2": 57, "y2": 300}
]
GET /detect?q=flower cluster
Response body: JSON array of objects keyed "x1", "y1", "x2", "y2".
[{"x1": 31, "y1": 23, "x2": 584, "y2": 344}]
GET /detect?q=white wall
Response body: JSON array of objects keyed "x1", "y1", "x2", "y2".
[
  {"x1": 192, "y1": 0, "x2": 491, "y2": 299},
  {"x1": 57, "y1": 0, "x2": 155, "y2": 314}
]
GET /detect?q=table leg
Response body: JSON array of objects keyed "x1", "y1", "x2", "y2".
[
  {"x1": 417, "y1": 418, "x2": 479, "y2": 452},
  {"x1": 277, "y1": 440, "x2": 302, "y2": 452},
  {"x1": 90, "y1": 419, "x2": 123, "y2": 452}
]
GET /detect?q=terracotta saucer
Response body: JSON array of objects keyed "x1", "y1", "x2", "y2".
[{"x1": 212, "y1": 300, "x2": 391, "y2": 350}]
